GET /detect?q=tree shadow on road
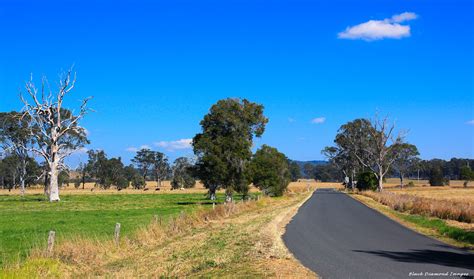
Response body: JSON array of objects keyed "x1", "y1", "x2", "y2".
[{"x1": 353, "y1": 249, "x2": 474, "y2": 270}]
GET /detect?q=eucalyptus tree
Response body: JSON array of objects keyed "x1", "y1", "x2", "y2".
[
  {"x1": 0, "y1": 112, "x2": 34, "y2": 196},
  {"x1": 19, "y1": 69, "x2": 91, "y2": 201},
  {"x1": 132, "y1": 148, "x2": 155, "y2": 182},
  {"x1": 326, "y1": 116, "x2": 404, "y2": 191},
  {"x1": 249, "y1": 145, "x2": 290, "y2": 197},
  {"x1": 193, "y1": 98, "x2": 268, "y2": 201},
  {"x1": 151, "y1": 151, "x2": 170, "y2": 187},
  {"x1": 392, "y1": 143, "x2": 420, "y2": 188},
  {"x1": 171, "y1": 157, "x2": 196, "y2": 189}
]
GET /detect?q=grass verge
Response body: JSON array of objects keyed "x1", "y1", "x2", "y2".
[
  {"x1": 1, "y1": 192, "x2": 316, "y2": 278},
  {"x1": 351, "y1": 193, "x2": 474, "y2": 250},
  {"x1": 0, "y1": 193, "x2": 246, "y2": 266}
]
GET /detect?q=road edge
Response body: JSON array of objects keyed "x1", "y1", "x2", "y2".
[
  {"x1": 348, "y1": 192, "x2": 474, "y2": 251},
  {"x1": 277, "y1": 191, "x2": 319, "y2": 278}
]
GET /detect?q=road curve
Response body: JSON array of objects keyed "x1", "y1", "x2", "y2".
[{"x1": 283, "y1": 188, "x2": 474, "y2": 279}]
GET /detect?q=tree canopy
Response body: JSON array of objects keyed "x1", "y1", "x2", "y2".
[{"x1": 192, "y1": 98, "x2": 268, "y2": 200}]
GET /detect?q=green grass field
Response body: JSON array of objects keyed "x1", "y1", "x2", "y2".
[{"x1": 0, "y1": 193, "x2": 234, "y2": 266}]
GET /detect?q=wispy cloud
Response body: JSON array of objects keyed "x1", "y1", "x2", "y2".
[
  {"x1": 466, "y1": 120, "x2": 474, "y2": 125},
  {"x1": 338, "y1": 12, "x2": 418, "y2": 41},
  {"x1": 288, "y1": 117, "x2": 296, "y2": 123},
  {"x1": 311, "y1": 117, "x2": 326, "y2": 124},
  {"x1": 125, "y1": 145, "x2": 151, "y2": 152},
  {"x1": 154, "y1": 139, "x2": 192, "y2": 152},
  {"x1": 126, "y1": 147, "x2": 138, "y2": 152}
]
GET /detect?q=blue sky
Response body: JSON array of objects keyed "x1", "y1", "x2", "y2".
[{"x1": 0, "y1": 0, "x2": 473, "y2": 166}]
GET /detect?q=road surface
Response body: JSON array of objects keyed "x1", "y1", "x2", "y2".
[{"x1": 283, "y1": 188, "x2": 474, "y2": 278}]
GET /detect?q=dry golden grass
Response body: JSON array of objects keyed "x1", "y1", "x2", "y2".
[
  {"x1": 1, "y1": 180, "x2": 340, "y2": 197},
  {"x1": 360, "y1": 190, "x2": 473, "y2": 224},
  {"x1": 383, "y1": 178, "x2": 472, "y2": 188},
  {"x1": 387, "y1": 186, "x2": 474, "y2": 203},
  {"x1": 2, "y1": 186, "x2": 320, "y2": 278}
]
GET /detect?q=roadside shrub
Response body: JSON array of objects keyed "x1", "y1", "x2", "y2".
[
  {"x1": 356, "y1": 172, "x2": 378, "y2": 191},
  {"x1": 407, "y1": 181, "x2": 415, "y2": 187}
]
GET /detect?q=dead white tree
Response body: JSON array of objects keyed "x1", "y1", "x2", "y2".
[
  {"x1": 20, "y1": 69, "x2": 91, "y2": 201},
  {"x1": 351, "y1": 115, "x2": 404, "y2": 191}
]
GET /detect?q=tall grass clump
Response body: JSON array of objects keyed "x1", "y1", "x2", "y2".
[{"x1": 361, "y1": 191, "x2": 473, "y2": 223}]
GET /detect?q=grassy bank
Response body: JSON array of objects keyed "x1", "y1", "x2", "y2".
[
  {"x1": 0, "y1": 193, "x2": 241, "y2": 266},
  {"x1": 1, "y1": 192, "x2": 315, "y2": 278},
  {"x1": 352, "y1": 194, "x2": 474, "y2": 250}
]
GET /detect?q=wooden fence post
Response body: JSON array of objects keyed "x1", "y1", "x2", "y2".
[
  {"x1": 114, "y1": 223, "x2": 121, "y2": 246},
  {"x1": 47, "y1": 230, "x2": 55, "y2": 256}
]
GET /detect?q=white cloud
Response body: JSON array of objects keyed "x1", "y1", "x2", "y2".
[
  {"x1": 338, "y1": 12, "x2": 418, "y2": 41},
  {"x1": 288, "y1": 117, "x2": 296, "y2": 123},
  {"x1": 311, "y1": 117, "x2": 326, "y2": 124},
  {"x1": 125, "y1": 145, "x2": 151, "y2": 153},
  {"x1": 466, "y1": 120, "x2": 474, "y2": 125},
  {"x1": 154, "y1": 139, "x2": 192, "y2": 152},
  {"x1": 390, "y1": 12, "x2": 418, "y2": 23},
  {"x1": 126, "y1": 147, "x2": 138, "y2": 152}
]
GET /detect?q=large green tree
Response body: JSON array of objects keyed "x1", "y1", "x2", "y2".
[
  {"x1": 249, "y1": 145, "x2": 290, "y2": 197},
  {"x1": 0, "y1": 112, "x2": 35, "y2": 195},
  {"x1": 326, "y1": 117, "x2": 404, "y2": 191},
  {"x1": 132, "y1": 148, "x2": 155, "y2": 182},
  {"x1": 193, "y1": 98, "x2": 268, "y2": 201}
]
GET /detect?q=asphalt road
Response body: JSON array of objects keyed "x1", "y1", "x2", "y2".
[{"x1": 283, "y1": 188, "x2": 474, "y2": 279}]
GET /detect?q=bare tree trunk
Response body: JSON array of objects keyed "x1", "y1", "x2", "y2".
[
  {"x1": 400, "y1": 173, "x2": 404, "y2": 188},
  {"x1": 49, "y1": 158, "x2": 60, "y2": 202},
  {"x1": 378, "y1": 171, "x2": 384, "y2": 192},
  {"x1": 20, "y1": 159, "x2": 26, "y2": 197}
]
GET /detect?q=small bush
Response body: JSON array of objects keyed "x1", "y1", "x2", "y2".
[
  {"x1": 356, "y1": 172, "x2": 378, "y2": 191},
  {"x1": 429, "y1": 167, "x2": 447, "y2": 186},
  {"x1": 131, "y1": 175, "x2": 146, "y2": 189},
  {"x1": 407, "y1": 181, "x2": 415, "y2": 187}
]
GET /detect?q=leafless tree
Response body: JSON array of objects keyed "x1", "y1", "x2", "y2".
[
  {"x1": 20, "y1": 69, "x2": 91, "y2": 201},
  {"x1": 351, "y1": 115, "x2": 405, "y2": 191}
]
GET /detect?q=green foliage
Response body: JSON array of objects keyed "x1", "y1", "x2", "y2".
[
  {"x1": 58, "y1": 170, "x2": 70, "y2": 187},
  {"x1": 193, "y1": 98, "x2": 268, "y2": 199},
  {"x1": 132, "y1": 148, "x2": 155, "y2": 181},
  {"x1": 171, "y1": 157, "x2": 196, "y2": 189},
  {"x1": 86, "y1": 150, "x2": 133, "y2": 189},
  {"x1": 289, "y1": 161, "x2": 301, "y2": 182},
  {"x1": 116, "y1": 176, "x2": 129, "y2": 190},
  {"x1": 429, "y1": 167, "x2": 447, "y2": 186},
  {"x1": 460, "y1": 165, "x2": 474, "y2": 181},
  {"x1": 131, "y1": 174, "x2": 146, "y2": 189},
  {"x1": 249, "y1": 145, "x2": 290, "y2": 197},
  {"x1": 356, "y1": 171, "x2": 378, "y2": 191}
]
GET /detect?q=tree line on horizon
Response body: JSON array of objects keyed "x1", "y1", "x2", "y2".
[
  {"x1": 290, "y1": 158, "x2": 474, "y2": 188},
  {"x1": 1, "y1": 68, "x2": 473, "y2": 200}
]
